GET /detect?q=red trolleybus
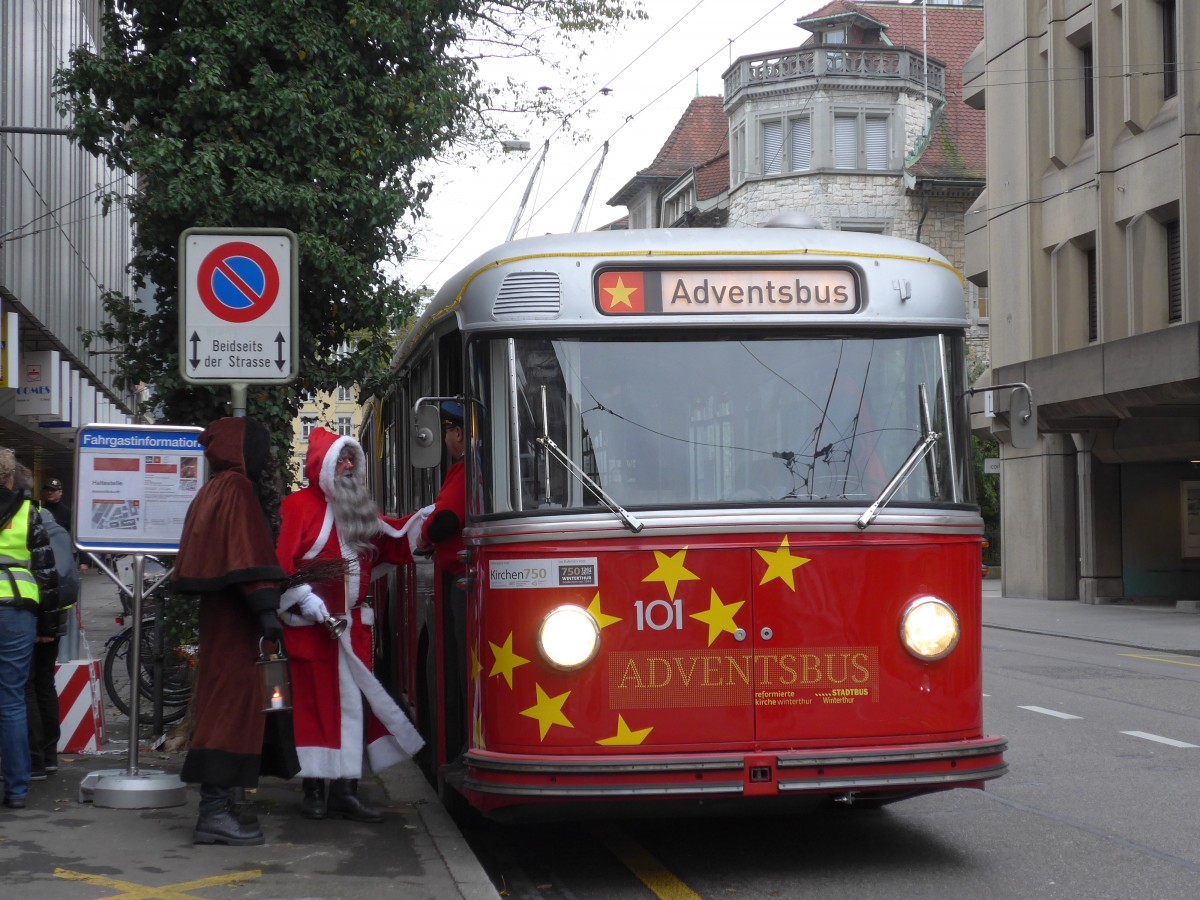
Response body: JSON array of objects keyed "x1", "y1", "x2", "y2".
[{"x1": 362, "y1": 216, "x2": 1007, "y2": 818}]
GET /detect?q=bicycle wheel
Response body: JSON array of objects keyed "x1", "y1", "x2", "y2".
[{"x1": 103, "y1": 621, "x2": 193, "y2": 725}]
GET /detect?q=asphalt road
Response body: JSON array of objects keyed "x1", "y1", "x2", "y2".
[{"x1": 457, "y1": 624, "x2": 1200, "y2": 899}]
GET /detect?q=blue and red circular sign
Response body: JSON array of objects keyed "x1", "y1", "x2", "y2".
[{"x1": 197, "y1": 242, "x2": 280, "y2": 323}]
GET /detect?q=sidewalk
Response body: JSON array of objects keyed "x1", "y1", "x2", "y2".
[
  {"x1": 0, "y1": 568, "x2": 496, "y2": 899},
  {"x1": 982, "y1": 579, "x2": 1200, "y2": 656}
]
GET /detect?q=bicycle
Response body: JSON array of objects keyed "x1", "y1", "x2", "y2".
[
  {"x1": 102, "y1": 619, "x2": 196, "y2": 725},
  {"x1": 100, "y1": 554, "x2": 197, "y2": 726}
]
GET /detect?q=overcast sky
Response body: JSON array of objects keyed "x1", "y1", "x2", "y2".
[{"x1": 399, "y1": 0, "x2": 812, "y2": 291}]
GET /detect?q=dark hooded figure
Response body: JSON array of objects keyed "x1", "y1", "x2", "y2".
[{"x1": 171, "y1": 417, "x2": 297, "y2": 845}]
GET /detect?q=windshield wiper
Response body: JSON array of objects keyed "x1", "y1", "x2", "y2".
[
  {"x1": 536, "y1": 385, "x2": 643, "y2": 533},
  {"x1": 856, "y1": 430, "x2": 940, "y2": 530},
  {"x1": 536, "y1": 434, "x2": 644, "y2": 533}
]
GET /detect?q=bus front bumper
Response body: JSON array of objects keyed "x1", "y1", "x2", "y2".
[{"x1": 459, "y1": 735, "x2": 1008, "y2": 810}]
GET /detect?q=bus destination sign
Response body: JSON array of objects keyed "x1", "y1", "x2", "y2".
[{"x1": 595, "y1": 268, "x2": 858, "y2": 316}]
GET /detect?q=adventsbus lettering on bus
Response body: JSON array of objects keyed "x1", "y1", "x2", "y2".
[{"x1": 595, "y1": 268, "x2": 858, "y2": 315}]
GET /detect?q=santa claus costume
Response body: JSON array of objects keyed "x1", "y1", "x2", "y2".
[{"x1": 276, "y1": 427, "x2": 423, "y2": 822}]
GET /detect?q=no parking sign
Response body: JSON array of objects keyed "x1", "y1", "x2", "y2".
[{"x1": 179, "y1": 227, "x2": 298, "y2": 384}]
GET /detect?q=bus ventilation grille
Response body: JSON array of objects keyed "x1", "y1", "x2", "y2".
[{"x1": 493, "y1": 272, "x2": 561, "y2": 319}]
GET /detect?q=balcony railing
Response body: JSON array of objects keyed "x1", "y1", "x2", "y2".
[{"x1": 725, "y1": 46, "x2": 945, "y2": 99}]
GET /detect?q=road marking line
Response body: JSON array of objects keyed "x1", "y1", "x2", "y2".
[
  {"x1": 1019, "y1": 705, "x2": 1082, "y2": 719},
  {"x1": 591, "y1": 825, "x2": 703, "y2": 900},
  {"x1": 1119, "y1": 653, "x2": 1200, "y2": 669},
  {"x1": 55, "y1": 867, "x2": 262, "y2": 899},
  {"x1": 1120, "y1": 731, "x2": 1198, "y2": 749}
]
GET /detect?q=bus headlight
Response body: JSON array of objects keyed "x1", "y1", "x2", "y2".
[
  {"x1": 900, "y1": 597, "x2": 959, "y2": 661},
  {"x1": 537, "y1": 605, "x2": 601, "y2": 670}
]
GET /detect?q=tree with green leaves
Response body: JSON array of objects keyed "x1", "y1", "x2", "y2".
[{"x1": 56, "y1": 0, "x2": 642, "y2": 485}]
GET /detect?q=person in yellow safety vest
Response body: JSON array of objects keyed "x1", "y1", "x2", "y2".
[{"x1": 0, "y1": 447, "x2": 60, "y2": 809}]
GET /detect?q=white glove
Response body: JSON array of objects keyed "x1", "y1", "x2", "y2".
[
  {"x1": 407, "y1": 504, "x2": 436, "y2": 555},
  {"x1": 296, "y1": 593, "x2": 330, "y2": 624}
]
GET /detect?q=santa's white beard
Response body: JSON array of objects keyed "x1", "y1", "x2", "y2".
[{"x1": 331, "y1": 472, "x2": 380, "y2": 556}]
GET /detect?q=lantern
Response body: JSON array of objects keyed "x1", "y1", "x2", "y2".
[{"x1": 257, "y1": 638, "x2": 292, "y2": 713}]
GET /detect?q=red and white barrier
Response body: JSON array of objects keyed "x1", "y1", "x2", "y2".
[{"x1": 55, "y1": 659, "x2": 106, "y2": 753}]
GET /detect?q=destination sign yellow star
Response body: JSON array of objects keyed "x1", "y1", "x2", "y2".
[
  {"x1": 519, "y1": 684, "x2": 574, "y2": 740},
  {"x1": 587, "y1": 593, "x2": 622, "y2": 629},
  {"x1": 596, "y1": 714, "x2": 653, "y2": 746},
  {"x1": 642, "y1": 547, "x2": 700, "y2": 600},
  {"x1": 604, "y1": 276, "x2": 638, "y2": 308},
  {"x1": 756, "y1": 536, "x2": 811, "y2": 590},
  {"x1": 689, "y1": 588, "x2": 745, "y2": 646},
  {"x1": 488, "y1": 632, "x2": 530, "y2": 689}
]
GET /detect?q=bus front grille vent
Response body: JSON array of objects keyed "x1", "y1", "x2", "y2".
[{"x1": 493, "y1": 272, "x2": 561, "y2": 319}]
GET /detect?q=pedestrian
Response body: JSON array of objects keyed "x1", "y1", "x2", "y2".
[
  {"x1": 0, "y1": 448, "x2": 60, "y2": 810},
  {"x1": 16, "y1": 464, "x2": 79, "y2": 780},
  {"x1": 171, "y1": 417, "x2": 298, "y2": 845},
  {"x1": 415, "y1": 400, "x2": 468, "y2": 758},
  {"x1": 39, "y1": 477, "x2": 87, "y2": 574},
  {"x1": 276, "y1": 427, "x2": 423, "y2": 823}
]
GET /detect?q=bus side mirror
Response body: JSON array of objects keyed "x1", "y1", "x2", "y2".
[
  {"x1": 411, "y1": 405, "x2": 442, "y2": 469},
  {"x1": 1008, "y1": 386, "x2": 1038, "y2": 450}
]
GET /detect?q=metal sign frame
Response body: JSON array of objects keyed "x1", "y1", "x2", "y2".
[
  {"x1": 178, "y1": 227, "x2": 299, "y2": 385},
  {"x1": 73, "y1": 423, "x2": 206, "y2": 554}
]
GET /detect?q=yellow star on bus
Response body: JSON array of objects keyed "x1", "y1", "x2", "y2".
[
  {"x1": 596, "y1": 714, "x2": 653, "y2": 746},
  {"x1": 520, "y1": 684, "x2": 574, "y2": 740},
  {"x1": 489, "y1": 632, "x2": 530, "y2": 688},
  {"x1": 587, "y1": 593, "x2": 622, "y2": 629},
  {"x1": 470, "y1": 644, "x2": 483, "y2": 681},
  {"x1": 756, "y1": 536, "x2": 811, "y2": 590},
  {"x1": 604, "y1": 276, "x2": 638, "y2": 308},
  {"x1": 689, "y1": 588, "x2": 745, "y2": 646},
  {"x1": 642, "y1": 547, "x2": 700, "y2": 600}
]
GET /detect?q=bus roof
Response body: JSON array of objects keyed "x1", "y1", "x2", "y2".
[{"x1": 399, "y1": 224, "x2": 968, "y2": 360}]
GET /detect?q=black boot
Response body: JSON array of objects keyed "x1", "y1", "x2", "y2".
[
  {"x1": 327, "y1": 778, "x2": 384, "y2": 823},
  {"x1": 301, "y1": 778, "x2": 327, "y2": 820},
  {"x1": 230, "y1": 786, "x2": 259, "y2": 826},
  {"x1": 194, "y1": 785, "x2": 265, "y2": 846}
]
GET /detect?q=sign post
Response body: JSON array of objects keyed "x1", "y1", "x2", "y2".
[
  {"x1": 74, "y1": 424, "x2": 206, "y2": 809},
  {"x1": 179, "y1": 227, "x2": 299, "y2": 413}
]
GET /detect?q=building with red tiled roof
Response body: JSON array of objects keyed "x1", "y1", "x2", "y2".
[
  {"x1": 604, "y1": 2, "x2": 988, "y2": 331},
  {"x1": 607, "y1": 96, "x2": 730, "y2": 229},
  {"x1": 606, "y1": 1, "x2": 986, "y2": 353}
]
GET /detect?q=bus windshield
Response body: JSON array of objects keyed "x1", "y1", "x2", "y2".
[{"x1": 478, "y1": 332, "x2": 968, "y2": 514}]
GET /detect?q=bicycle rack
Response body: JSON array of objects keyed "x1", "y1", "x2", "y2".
[{"x1": 78, "y1": 552, "x2": 187, "y2": 809}]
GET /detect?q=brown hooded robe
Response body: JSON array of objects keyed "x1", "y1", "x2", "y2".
[{"x1": 172, "y1": 418, "x2": 297, "y2": 787}]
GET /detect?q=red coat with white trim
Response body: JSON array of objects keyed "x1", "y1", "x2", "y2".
[{"x1": 275, "y1": 427, "x2": 423, "y2": 778}]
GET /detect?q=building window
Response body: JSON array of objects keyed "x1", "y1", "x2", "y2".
[
  {"x1": 1162, "y1": 0, "x2": 1178, "y2": 98},
  {"x1": 299, "y1": 390, "x2": 316, "y2": 405},
  {"x1": 835, "y1": 113, "x2": 890, "y2": 171},
  {"x1": 834, "y1": 114, "x2": 857, "y2": 168},
  {"x1": 762, "y1": 120, "x2": 784, "y2": 175},
  {"x1": 337, "y1": 385, "x2": 353, "y2": 403},
  {"x1": 1086, "y1": 248, "x2": 1098, "y2": 343},
  {"x1": 337, "y1": 414, "x2": 353, "y2": 436},
  {"x1": 865, "y1": 117, "x2": 888, "y2": 169},
  {"x1": 1081, "y1": 43, "x2": 1094, "y2": 137},
  {"x1": 732, "y1": 125, "x2": 745, "y2": 186},
  {"x1": 790, "y1": 117, "x2": 812, "y2": 171},
  {"x1": 1166, "y1": 219, "x2": 1182, "y2": 323},
  {"x1": 762, "y1": 116, "x2": 811, "y2": 175},
  {"x1": 301, "y1": 416, "x2": 317, "y2": 441}
]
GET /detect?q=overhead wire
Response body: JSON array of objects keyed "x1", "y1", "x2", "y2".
[{"x1": 417, "y1": 0, "x2": 794, "y2": 286}]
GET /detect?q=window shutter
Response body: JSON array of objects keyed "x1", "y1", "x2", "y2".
[
  {"x1": 834, "y1": 115, "x2": 857, "y2": 168},
  {"x1": 1087, "y1": 248, "x2": 1098, "y2": 342},
  {"x1": 762, "y1": 121, "x2": 783, "y2": 175},
  {"x1": 790, "y1": 118, "x2": 811, "y2": 171},
  {"x1": 865, "y1": 117, "x2": 889, "y2": 169},
  {"x1": 1167, "y1": 220, "x2": 1182, "y2": 323}
]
